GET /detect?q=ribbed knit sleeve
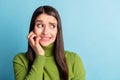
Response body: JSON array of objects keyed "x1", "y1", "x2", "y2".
[{"x1": 13, "y1": 53, "x2": 45, "y2": 80}]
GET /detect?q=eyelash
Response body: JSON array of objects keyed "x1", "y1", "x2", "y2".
[
  {"x1": 50, "y1": 24, "x2": 56, "y2": 28},
  {"x1": 36, "y1": 23, "x2": 56, "y2": 29},
  {"x1": 37, "y1": 24, "x2": 43, "y2": 28}
]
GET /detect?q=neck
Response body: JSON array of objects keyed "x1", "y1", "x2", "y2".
[{"x1": 42, "y1": 43, "x2": 54, "y2": 57}]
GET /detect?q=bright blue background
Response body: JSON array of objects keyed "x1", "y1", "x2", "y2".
[{"x1": 0, "y1": 0, "x2": 120, "y2": 80}]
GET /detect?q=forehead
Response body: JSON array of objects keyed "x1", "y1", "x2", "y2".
[{"x1": 36, "y1": 13, "x2": 57, "y2": 24}]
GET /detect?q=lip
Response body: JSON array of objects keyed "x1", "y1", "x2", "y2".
[{"x1": 40, "y1": 36, "x2": 51, "y2": 42}]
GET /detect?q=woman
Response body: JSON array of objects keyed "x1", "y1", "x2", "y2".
[{"x1": 13, "y1": 5, "x2": 85, "y2": 80}]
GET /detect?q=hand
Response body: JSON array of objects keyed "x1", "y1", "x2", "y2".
[{"x1": 27, "y1": 31, "x2": 45, "y2": 56}]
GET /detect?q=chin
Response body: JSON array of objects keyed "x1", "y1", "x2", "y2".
[{"x1": 40, "y1": 43, "x2": 50, "y2": 47}]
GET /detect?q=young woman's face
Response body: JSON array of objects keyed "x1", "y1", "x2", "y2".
[{"x1": 34, "y1": 13, "x2": 58, "y2": 47}]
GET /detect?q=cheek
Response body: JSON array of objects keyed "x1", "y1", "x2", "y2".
[
  {"x1": 34, "y1": 28, "x2": 42, "y2": 35},
  {"x1": 52, "y1": 31, "x2": 57, "y2": 38}
]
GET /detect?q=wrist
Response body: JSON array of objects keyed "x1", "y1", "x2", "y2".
[{"x1": 36, "y1": 51, "x2": 45, "y2": 56}]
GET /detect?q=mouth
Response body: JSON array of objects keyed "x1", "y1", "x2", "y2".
[{"x1": 40, "y1": 36, "x2": 51, "y2": 42}]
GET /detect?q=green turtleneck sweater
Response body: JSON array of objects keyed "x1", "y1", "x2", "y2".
[{"x1": 13, "y1": 44, "x2": 85, "y2": 80}]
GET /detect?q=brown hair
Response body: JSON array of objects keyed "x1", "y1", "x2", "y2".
[{"x1": 27, "y1": 5, "x2": 68, "y2": 80}]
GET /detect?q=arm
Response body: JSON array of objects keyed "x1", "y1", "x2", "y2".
[
  {"x1": 72, "y1": 54, "x2": 86, "y2": 80},
  {"x1": 13, "y1": 30, "x2": 45, "y2": 80},
  {"x1": 13, "y1": 54, "x2": 45, "y2": 80}
]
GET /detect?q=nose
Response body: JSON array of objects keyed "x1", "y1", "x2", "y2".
[{"x1": 42, "y1": 26, "x2": 49, "y2": 35}]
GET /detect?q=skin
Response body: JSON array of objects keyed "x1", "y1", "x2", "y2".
[{"x1": 28, "y1": 13, "x2": 58, "y2": 56}]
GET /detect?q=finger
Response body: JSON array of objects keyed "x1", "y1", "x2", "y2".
[
  {"x1": 27, "y1": 31, "x2": 34, "y2": 38},
  {"x1": 35, "y1": 36, "x2": 41, "y2": 46},
  {"x1": 28, "y1": 31, "x2": 36, "y2": 40},
  {"x1": 28, "y1": 34, "x2": 36, "y2": 47}
]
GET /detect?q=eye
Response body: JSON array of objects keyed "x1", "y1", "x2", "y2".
[
  {"x1": 37, "y1": 24, "x2": 43, "y2": 28},
  {"x1": 50, "y1": 24, "x2": 56, "y2": 29}
]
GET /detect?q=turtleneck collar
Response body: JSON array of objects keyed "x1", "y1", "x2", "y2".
[{"x1": 42, "y1": 43, "x2": 54, "y2": 57}]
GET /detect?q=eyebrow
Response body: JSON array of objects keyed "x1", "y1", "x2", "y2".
[
  {"x1": 35, "y1": 19, "x2": 57, "y2": 26},
  {"x1": 35, "y1": 20, "x2": 43, "y2": 22},
  {"x1": 49, "y1": 22, "x2": 57, "y2": 26}
]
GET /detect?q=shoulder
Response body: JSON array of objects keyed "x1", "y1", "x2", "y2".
[
  {"x1": 65, "y1": 50, "x2": 82, "y2": 63},
  {"x1": 65, "y1": 50, "x2": 80, "y2": 59},
  {"x1": 13, "y1": 52, "x2": 28, "y2": 65},
  {"x1": 13, "y1": 52, "x2": 27, "y2": 60}
]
